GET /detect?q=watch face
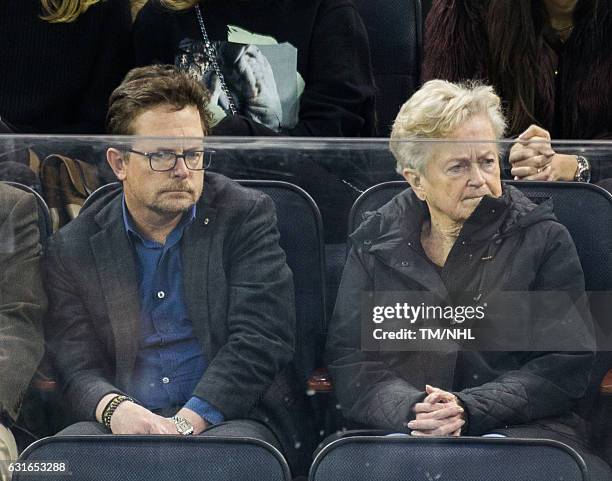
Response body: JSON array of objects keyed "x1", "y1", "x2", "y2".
[{"x1": 174, "y1": 417, "x2": 194, "y2": 435}]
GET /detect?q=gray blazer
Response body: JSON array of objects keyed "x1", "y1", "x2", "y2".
[
  {"x1": 44, "y1": 173, "x2": 308, "y2": 469},
  {"x1": 0, "y1": 183, "x2": 45, "y2": 422}
]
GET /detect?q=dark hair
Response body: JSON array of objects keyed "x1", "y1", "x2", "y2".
[
  {"x1": 486, "y1": 0, "x2": 600, "y2": 135},
  {"x1": 106, "y1": 65, "x2": 212, "y2": 135}
]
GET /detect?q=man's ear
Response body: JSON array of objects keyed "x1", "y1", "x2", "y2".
[
  {"x1": 402, "y1": 167, "x2": 426, "y2": 201},
  {"x1": 106, "y1": 148, "x2": 127, "y2": 181}
]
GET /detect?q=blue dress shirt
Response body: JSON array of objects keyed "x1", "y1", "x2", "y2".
[{"x1": 122, "y1": 198, "x2": 224, "y2": 425}]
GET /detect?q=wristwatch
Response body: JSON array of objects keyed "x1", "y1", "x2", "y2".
[
  {"x1": 574, "y1": 155, "x2": 591, "y2": 183},
  {"x1": 172, "y1": 415, "x2": 194, "y2": 436}
]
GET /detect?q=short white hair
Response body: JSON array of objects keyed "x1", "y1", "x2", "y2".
[{"x1": 390, "y1": 80, "x2": 507, "y2": 174}]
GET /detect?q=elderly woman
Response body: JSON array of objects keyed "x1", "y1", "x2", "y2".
[{"x1": 325, "y1": 80, "x2": 611, "y2": 480}]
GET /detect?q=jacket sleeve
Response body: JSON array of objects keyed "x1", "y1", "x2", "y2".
[
  {"x1": 457, "y1": 223, "x2": 595, "y2": 435},
  {"x1": 326, "y1": 244, "x2": 426, "y2": 431},
  {"x1": 44, "y1": 236, "x2": 123, "y2": 421},
  {"x1": 193, "y1": 194, "x2": 296, "y2": 418},
  {"x1": 0, "y1": 193, "x2": 46, "y2": 422}
]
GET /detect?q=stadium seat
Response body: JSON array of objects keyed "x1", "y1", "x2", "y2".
[
  {"x1": 80, "y1": 182, "x2": 117, "y2": 211},
  {"x1": 14, "y1": 435, "x2": 291, "y2": 481},
  {"x1": 353, "y1": 0, "x2": 422, "y2": 136},
  {"x1": 238, "y1": 180, "x2": 327, "y2": 383},
  {"x1": 310, "y1": 435, "x2": 587, "y2": 481}
]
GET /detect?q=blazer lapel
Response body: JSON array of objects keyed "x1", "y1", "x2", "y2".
[
  {"x1": 182, "y1": 204, "x2": 217, "y2": 358},
  {"x1": 90, "y1": 198, "x2": 140, "y2": 390}
]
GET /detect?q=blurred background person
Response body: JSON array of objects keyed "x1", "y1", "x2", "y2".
[
  {"x1": 326, "y1": 80, "x2": 611, "y2": 481},
  {"x1": 0, "y1": 184, "x2": 46, "y2": 480},
  {"x1": 0, "y1": 0, "x2": 132, "y2": 134},
  {"x1": 133, "y1": 0, "x2": 376, "y2": 137},
  {"x1": 422, "y1": 0, "x2": 612, "y2": 185}
]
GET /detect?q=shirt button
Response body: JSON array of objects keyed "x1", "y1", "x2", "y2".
[
  {"x1": 157, "y1": 291, "x2": 165, "y2": 299},
  {"x1": 162, "y1": 377, "x2": 170, "y2": 384}
]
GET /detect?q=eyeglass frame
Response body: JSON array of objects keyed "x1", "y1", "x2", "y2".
[{"x1": 126, "y1": 148, "x2": 214, "y2": 172}]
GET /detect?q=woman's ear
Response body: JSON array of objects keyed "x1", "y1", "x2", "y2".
[
  {"x1": 403, "y1": 167, "x2": 426, "y2": 201},
  {"x1": 106, "y1": 148, "x2": 128, "y2": 181}
]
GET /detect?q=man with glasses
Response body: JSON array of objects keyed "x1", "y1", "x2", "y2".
[{"x1": 44, "y1": 65, "x2": 306, "y2": 473}]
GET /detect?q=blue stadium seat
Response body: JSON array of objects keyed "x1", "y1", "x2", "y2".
[
  {"x1": 310, "y1": 436, "x2": 587, "y2": 481},
  {"x1": 353, "y1": 0, "x2": 422, "y2": 136},
  {"x1": 14, "y1": 435, "x2": 291, "y2": 481}
]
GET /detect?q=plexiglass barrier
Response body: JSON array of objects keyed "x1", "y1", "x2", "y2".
[{"x1": 0, "y1": 135, "x2": 611, "y2": 480}]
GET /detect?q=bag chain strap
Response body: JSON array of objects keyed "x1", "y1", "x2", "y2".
[{"x1": 195, "y1": 5, "x2": 238, "y2": 115}]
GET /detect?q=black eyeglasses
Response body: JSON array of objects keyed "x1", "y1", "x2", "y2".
[{"x1": 127, "y1": 149, "x2": 214, "y2": 171}]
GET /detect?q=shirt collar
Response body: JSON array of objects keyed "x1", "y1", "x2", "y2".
[{"x1": 122, "y1": 194, "x2": 197, "y2": 248}]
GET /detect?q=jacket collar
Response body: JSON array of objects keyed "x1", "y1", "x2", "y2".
[{"x1": 352, "y1": 185, "x2": 554, "y2": 293}]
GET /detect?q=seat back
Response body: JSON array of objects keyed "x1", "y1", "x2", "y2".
[
  {"x1": 310, "y1": 436, "x2": 587, "y2": 481},
  {"x1": 503, "y1": 181, "x2": 612, "y2": 292},
  {"x1": 353, "y1": 0, "x2": 422, "y2": 136},
  {"x1": 348, "y1": 180, "x2": 405, "y2": 235},
  {"x1": 239, "y1": 180, "x2": 327, "y2": 382},
  {"x1": 15, "y1": 435, "x2": 291, "y2": 481},
  {"x1": 2, "y1": 181, "x2": 52, "y2": 241},
  {"x1": 81, "y1": 182, "x2": 118, "y2": 212}
]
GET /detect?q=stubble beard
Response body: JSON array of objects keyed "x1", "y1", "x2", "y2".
[{"x1": 151, "y1": 191, "x2": 199, "y2": 216}]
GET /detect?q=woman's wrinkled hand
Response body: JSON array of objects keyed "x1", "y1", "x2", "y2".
[
  {"x1": 407, "y1": 385, "x2": 465, "y2": 437},
  {"x1": 510, "y1": 125, "x2": 578, "y2": 181}
]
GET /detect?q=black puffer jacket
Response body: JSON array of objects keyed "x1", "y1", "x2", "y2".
[{"x1": 326, "y1": 185, "x2": 595, "y2": 445}]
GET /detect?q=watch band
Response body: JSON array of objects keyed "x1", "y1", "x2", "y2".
[
  {"x1": 172, "y1": 415, "x2": 194, "y2": 436},
  {"x1": 101, "y1": 395, "x2": 134, "y2": 430},
  {"x1": 574, "y1": 155, "x2": 591, "y2": 183}
]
